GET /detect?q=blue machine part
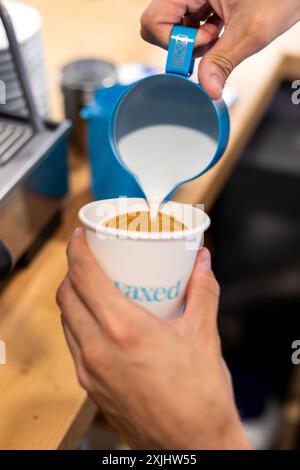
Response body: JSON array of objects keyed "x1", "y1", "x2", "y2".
[
  {"x1": 26, "y1": 136, "x2": 69, "y2": 197},
  {"x1": 82, "y1": 84, "x2": 144, "y2": 200}
]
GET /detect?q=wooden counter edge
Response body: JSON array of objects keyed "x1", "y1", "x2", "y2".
[{"x1": 57, "y1": 399, "x2": 97, "y2": 450}]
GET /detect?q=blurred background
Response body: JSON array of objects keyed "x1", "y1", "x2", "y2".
[{"x1": 0, "y1": 0, "x2": 300, "y2": 451}]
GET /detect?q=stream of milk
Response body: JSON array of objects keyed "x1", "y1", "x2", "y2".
[{"x1": 118, "y1": 123, "x2": 217, "y2": 219}]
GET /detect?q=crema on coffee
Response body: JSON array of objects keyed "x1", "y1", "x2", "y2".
[{"x1": 104, "y1": 211, "x2": 188, "y2": 233}]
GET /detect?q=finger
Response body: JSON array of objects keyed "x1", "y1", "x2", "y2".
[
  {"x1": 67, "y1": 228, "x2": 128, "y2": 325},
  {"x1": 183, "y1": 248, "x2": 220, "y2": 332},
  {"x1": 141, "y1": 0, "x2": 209, "y2": 50},
  {"x1": 57, "y1": 275, "x2": 103, "y2": 348},
  {"x1": 61, "y1": 319, "x2": 94, "y2": 391},
  {"x1": 198, "y1": 17, "x2": 260, "y2": 99},
  {"x1": 61, "y1": 316, "x2": 83, "y2": 364},
  {"x1": 193, "y1": 38, "x2": 217, "y2": 59},
  {"x1": 186, "y1": 1, "x2": 211, "y2": 19},
  {"x1": 67, "y1": 228, "x2": 157, "y2": 338},
  {"x1": 183, "y1": 3, "x2": 213, "y2": 28},
  {"x1": 63, "y1": 319, "x2": 121, "y2": 415},
  {"x1": 203, "y1": 12, "x2": 224, "y2": 34},
  {"x1": 67, "y1": 228, "x2": 120, "y2": 311},
  {"x1": 193, "y1": 14, "x2": 223, "y2": 57},
  {"x1": 58, "y1": 280, "x2": 118, "y2": 391},
  {"x1": 207, "y1": 11, "x2": 224, "y2": 25},
  {"x1": 192, "y1": 14, "x2": 223, "y2": 57}
]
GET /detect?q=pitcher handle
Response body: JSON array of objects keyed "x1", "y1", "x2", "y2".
[{"x1": 166, "y1": 25, "x2": 197, "y2": 77}]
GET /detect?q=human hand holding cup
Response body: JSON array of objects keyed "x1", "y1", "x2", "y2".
[{"x1": 79, "y1": 198, "x2": 210, "y2": 320}]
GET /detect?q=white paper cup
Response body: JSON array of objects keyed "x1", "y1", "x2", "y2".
[{"x1": 79, "y1": 198, "x2": 210, "y2": 320}]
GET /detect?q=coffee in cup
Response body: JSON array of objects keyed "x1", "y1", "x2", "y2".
[
  {"x1": 79, "y1": 198, "x2": 210, "y2": 320},
  {"x1": 104, "y1": 211, "x2": 187, "y2": 233}
]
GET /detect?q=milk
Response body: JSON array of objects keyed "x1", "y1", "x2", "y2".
[{"x1": 118, "y1": 123, "x2": 217, "y2": 219}]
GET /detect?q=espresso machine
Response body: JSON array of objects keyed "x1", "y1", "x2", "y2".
[{"x1": 0, "y1": 1, "x2": 71, "y2": 281}]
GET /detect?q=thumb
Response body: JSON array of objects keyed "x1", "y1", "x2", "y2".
[
  {"x1": 183, "y1": 248, "x2": 220, "y2": 332},
  {"x1": 198, "y1": 20, "x2": 259, "y2": 99}
]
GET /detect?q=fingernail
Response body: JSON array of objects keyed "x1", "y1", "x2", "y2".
[
  {"x1": 198, "y1": 247, "x2": 211, "y2": 268},
  {"x1": 210, "y1": 73, "x2": 223, "y2": 98},
  {"x1": 74, "y1": 227, "x2": 83, "y2": 237}
]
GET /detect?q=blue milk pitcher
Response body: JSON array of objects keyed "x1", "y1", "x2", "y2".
[
  {"x1": 109, "y1": 25, "x2": 230, "y2": 200},
  {"x1": 82, "y1": 84, "x2": 144, "y2": 200}
]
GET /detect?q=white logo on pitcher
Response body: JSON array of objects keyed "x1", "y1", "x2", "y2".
[{"x1": 172, "y1": 34, "x2": 189, "y2": 68}]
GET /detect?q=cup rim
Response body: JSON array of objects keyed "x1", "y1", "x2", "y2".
[{"x1": 79, "y1": 198, "x2": 211, "y2": 241}]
